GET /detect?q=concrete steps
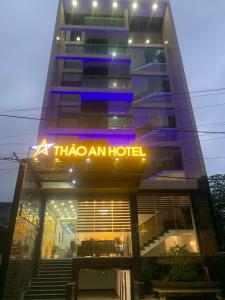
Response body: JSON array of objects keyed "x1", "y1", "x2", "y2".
[{"x1": 23, "y1": 259, "x2": 72, "y2": 300}]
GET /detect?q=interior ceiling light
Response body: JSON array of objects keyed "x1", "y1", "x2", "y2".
[
  {"x1": 132, "y1": 2, "x2": 138, "y2": 10},
  {"x1": 61, "y1": 202, "x2": 65, "y2": 206},
  {"x1": 112, "y1": 52, "x2": 117, "y2": 57},
  {"x1": 76, "y1": 36, "x2": 81, "y2": 42},
  {"x1": 51, "y1": 200, "x2": 55, "y2": 204},
  {"x1": 92, "y1": 0, "x2": 98, "y2": 8},
  {"x1": 152, "y1": 3, "x2": 158, "y2": 11},
  {"x1": 72, "y1": 179, "x2": 76, "y2": 184},
  {"x1": 112, "y1": 1, "x2": 118, "y2": 8},
  {"x1": 86, "y1": 158, "x2": 91, "y2": 163},
  {"x1": 145, "y1": 39, "x2": 150, "y2": 44},
  {"x1": 128, "y1": 39, "x2": 133, "y2": 44},
  {"x1": 69, "y1": 168, "x2": 73, "y2": 173},
  {"x1": 72, "y1": 0, "x2": 78, "y2": 6},
  {"x1": 113, "y1": 82, "x2": 117, "y2": 87},
  {"x1": 56, "y1": 36, "x2": 60, "y2": 41},
  {"x1": 164, "y1": 40, "x2": 169, "y2": 45}
]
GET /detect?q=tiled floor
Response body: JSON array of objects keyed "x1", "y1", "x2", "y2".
[{"x1": 78, "y1": 290, "x2": 119, "y2": 299}]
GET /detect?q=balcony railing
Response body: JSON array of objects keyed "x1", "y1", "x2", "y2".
[
  {"x1": 47, "y1": 113, "x2": 177, "y2": 134},
  {"x1": 84, "y1": 16, "x2": 126, "y2": 27},
  {"x1": 61, "y1": 76, "x2": 131, "y2": 89},
  {"x1": 65, "y1": 43, "x2": 129, "y2": 57},
  {"x1": 65, "y1": 15, "x2": 126, "y2": 28}
]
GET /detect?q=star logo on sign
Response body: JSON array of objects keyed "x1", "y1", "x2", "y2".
[{"x1": 32, "y1": 138, "x2": 55, "y2": 158}]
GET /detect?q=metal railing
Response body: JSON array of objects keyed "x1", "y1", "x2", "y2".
[{"x1": 65, "y1": 43, "x2": 129, "y2": 56}]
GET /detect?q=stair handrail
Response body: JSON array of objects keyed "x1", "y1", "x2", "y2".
[{"x1": 139, "y1": 211, "x2": 165, "y2": 248}]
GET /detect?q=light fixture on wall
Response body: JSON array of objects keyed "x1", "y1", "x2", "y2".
[
  {"x1": 72, "y1": 0, "x2": 78, "y2": 7},
  {"x1": 152, "y1": 3, "x2": 158, "y2": 11},
  {"x1": 92, "y1": 0, "x2": 98, "y2": 8},
  {"x1": 112, "y1": 1, "x2": 118, "y2": 8},
  {"x1": 132, "y1": 2, "x2": 138, "y2": 10}
]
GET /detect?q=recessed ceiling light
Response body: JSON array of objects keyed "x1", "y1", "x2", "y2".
[
  {"x1": 72, "y1": 0, "x2": 78, "y2": 7},
  {"x1": 72, "y1": 179, "x2": 76, "y2": 184},
  {"x1": 112, "y1": 1, "x2": 118, "y2": 8},
  {"x1": 61, "y1": 202, "x2": 65, "y2": 206},
  {"x1": 128, "y1": 39, "x2": 133, "y2": 44},
  {"x1": 132, "y1": 2, "x2": 138, "y2": 10},
  {"x1": 92, "y1": 0, "x2": 98, "y2": 8},
  {"x1": 76, "y1": 36, "x2": 81, "y2": 42},
  {"x1": 69, "y1": 168, "x2": 73, "y2": 173},
  {"x1": 152, "y1": 3, "x2": 158, "y2": 11},
  {"x1": 145, "y1": 39, "x2": 150, "y2": 44}
]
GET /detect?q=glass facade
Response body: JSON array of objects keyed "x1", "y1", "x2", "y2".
[
  {"x1": 41, "y1": 197, "x2": 132, "y2": 259},
  {"x1": 138, "y1": 194, "x2": 199, "y2": 256},
  {"x1": 9, "y1": 166, "x2": 41, "y2": 259}
]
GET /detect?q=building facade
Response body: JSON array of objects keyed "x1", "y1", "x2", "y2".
[{"x1": 0, "y1": 1, "x2": 219, "y2": 299}]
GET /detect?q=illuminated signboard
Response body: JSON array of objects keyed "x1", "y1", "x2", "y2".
[{"x1": 32, "y1": 139, "x2": 146, "y2": 159}]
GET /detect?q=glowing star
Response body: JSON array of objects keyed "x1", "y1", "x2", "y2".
[{"x1": 32, "y1": 139, "x2": 55, "y2": 158}]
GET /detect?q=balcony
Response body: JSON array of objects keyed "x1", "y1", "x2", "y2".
[
  {"x1": 62, "y1": 15, "x2": 128, "y2": 32},
  {"x1": 46, "y1": 111, "x2": 178, "y2": 144},
  {"x1": 61, "y1": 75, "x2": 131, "y2": 89},
  {"x1": 66, "y1": 43, "x2": 129, "y2": 56}
]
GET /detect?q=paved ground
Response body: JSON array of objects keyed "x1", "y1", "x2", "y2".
[{"x1": 78, "y1": 290, "x2": 119, "y2": 300}]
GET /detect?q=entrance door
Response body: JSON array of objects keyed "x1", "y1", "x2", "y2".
[{"x1": 78, "y1": 269, "x2": 131, "y2": 300}]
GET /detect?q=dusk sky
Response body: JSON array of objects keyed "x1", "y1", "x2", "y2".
[{"x1": 0, "y1": 0, "x2": 225, "y2": 202}]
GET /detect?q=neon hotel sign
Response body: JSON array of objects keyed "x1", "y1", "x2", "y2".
[{"x1": 32, "y1": 139, "x2": 146, "y2": 159}]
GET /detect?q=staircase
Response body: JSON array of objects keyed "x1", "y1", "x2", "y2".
[
  {"x1": 23, "y1": 259, "x2": 72, "y2": 300},
  {"x1": 141, "y1": 229, "x2": 194, "y2": 256}
]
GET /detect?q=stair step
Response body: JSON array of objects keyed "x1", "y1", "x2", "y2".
[
  {"x1": 24, "y1": 294, "x2": 66, "y2": 299},
  {"x1": 30, "y1": 285, "x2": 67, "y2": 290},
  {"x1": 26, "y1": 289, "x2": 66, "y2": 294},
  {"x1": 33, "y1": 280, "x2": 70, "y2": 284},
  {"x1": 39, "y1": 271, "x2": 71, "y2": 274}
]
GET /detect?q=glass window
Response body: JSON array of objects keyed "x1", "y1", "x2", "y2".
[
  {"x1": 41, "y1": 197, "x2": 132, "y2": 259},
  {"x1": 138, "y1": 194, "x2": 199, "y2": 256},
  {"x1": 130, "y1": 47, "x2": 166, "y2": 69}
]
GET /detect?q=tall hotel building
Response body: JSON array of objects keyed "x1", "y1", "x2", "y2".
[{"x1": 0, "y1": 1, "x2": 219, "y2": 299}]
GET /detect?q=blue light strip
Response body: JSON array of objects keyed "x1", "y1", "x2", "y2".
[{"x1": 56, "y1": 55, "x2": 131, "y2": 64}]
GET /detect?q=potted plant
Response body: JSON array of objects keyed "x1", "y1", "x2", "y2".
[{"x1": 151, "y1": 245, "x2": 222, "y2": 299}]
